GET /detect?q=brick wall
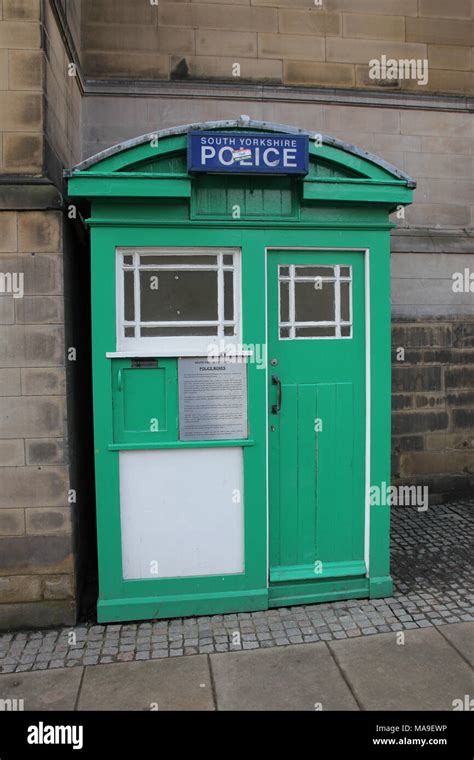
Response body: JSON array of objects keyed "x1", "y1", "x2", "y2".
[
  {"x1": 392, "y1": 319, "x2": 474, "y2": 501},
  {"x1": 81, "y1": 0, "x2": 474, "y2": 95}
]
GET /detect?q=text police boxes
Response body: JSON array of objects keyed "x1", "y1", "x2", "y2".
[
  {"x1": 188, "y1": 132, "x2": 309, "y2": 175},
  {"x1": 178, "y1": 358, "x2": 248, "y2": 441}
]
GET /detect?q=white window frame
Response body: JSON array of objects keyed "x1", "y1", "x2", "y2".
[
  {"x1": 116, "y1": 247, "x2": 242, "y2": 356},
  {"x1": 278, "y1": 264, "x2": 353, "y2": 340}
]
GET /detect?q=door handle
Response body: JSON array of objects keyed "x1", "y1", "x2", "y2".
[
  {"x1": 272, "y1": 375, "x2": 282, "y2": 414},
  {"x1": 117, "y1": 368, "x2": 122, "y2": 391}
]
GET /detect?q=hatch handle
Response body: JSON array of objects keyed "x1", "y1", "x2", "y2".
[{"x1": 117, "y1": 368, "x2": 123, "y2": 392}]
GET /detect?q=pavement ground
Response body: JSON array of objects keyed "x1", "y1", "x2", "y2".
[{"x1": 0, "y1": 622, "x2": 471, "y2": 711}]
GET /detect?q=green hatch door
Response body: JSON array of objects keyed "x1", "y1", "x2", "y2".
[{"x1": 267, "y1": 250, "x2": 367, "y2": 588}]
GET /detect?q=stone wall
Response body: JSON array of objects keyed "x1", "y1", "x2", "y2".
[
  {"x1": 81, "y1": 0, "x2": 474, "y2": 95},
  {"x1": 0, "y1": 0, "x2": 88, "y2": 629}
]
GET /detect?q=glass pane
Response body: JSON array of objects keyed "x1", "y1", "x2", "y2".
[
  {"x1": 341, "y1": 325, "x2": 352, "y2": 337},
  {"x1": 224, "y1": 270, "x2": 234, "y2": 321},
  {"x1": 295, "y1": 281, "x2": 335, "y2": 322},
  {"x1": 224, "y1": 325, "x2": 236, "y2": 336},
  {"x1": 280, "y1": 327, "x2": 290, "y2": 338},
  {"x1": 296, "y1": 326, "x2": 336, "y2": 338},
  {"x1": 340, "y1": 266, "x2": 351, "y2": 278},
  {"x1": 279, "y1": 266, "x2": 290, "y2": 277},
  {"x1": 139, "y1": 270, "x2": 218, "y2": 322},
  {"x1": 295, "y1": 266, "x2": 334, "y2": 278},
  {"x1": 139, "y1": 255, "x2": 217, "y2": 266},
  {"x1": 140, "y1": 326, "x2": 218, "y2": 337},
  {"x1": 279, "y1": 281, "x2": 289, "y2": 323},
  {"x1": 124, "y1": 326, "x2": 135, "y2": 337},
  {"x1": 223, "y1": 254, "x2": 233, "y2": 265},
  {"x1": 123, "y1": 255, "x2": 133, "y2": 266},
  {"x1": 341, "y1": 282, "x2": 351, "y2": 322},
  {"x1": 124, "y1": 271, "x2": 135, "y2": 322}
]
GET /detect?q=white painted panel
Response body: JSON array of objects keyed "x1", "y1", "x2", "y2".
[{"x1": 119, "y1": 448, "x2": 244, "y2": 580}]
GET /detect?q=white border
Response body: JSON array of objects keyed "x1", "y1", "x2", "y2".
[{"x1": 265, "y1": 247, "x2": 371, "y2": 579}]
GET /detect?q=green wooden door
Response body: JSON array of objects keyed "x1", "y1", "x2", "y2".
[{"x1": 267, "y1": 250, "x2": 367, "y2": 589}]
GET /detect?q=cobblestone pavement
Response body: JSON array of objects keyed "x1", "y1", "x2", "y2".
[{"x1": 1, "y1": 500, "x2": 472, "y2": 673}]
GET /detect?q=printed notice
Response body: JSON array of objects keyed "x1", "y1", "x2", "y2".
[{"x1": 178, "y1": 358, "x2": 248, "y2": 441}]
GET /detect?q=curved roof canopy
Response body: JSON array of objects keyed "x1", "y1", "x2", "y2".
[{"x1": 67, "y1": 116, "x2": 415, "y2": 189}]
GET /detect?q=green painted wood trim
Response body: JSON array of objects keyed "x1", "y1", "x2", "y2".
[
  {"x1": 270, "y1": 560, "x2": 366, "y2": 583},
  {"x1": 108, "y1": 439, "x2": 255, "y2": 451},
  {"x1": 369, "y1": 575, "x2": 393, "y2": 598},
  {"x1": 68, "y1": 175, "x2": 191, "y2": 198},
  {"x1": 85, "y1": 218, "x2": 395, "y2": 230},
  {"x1": 308, "y1": 143, "x2": 398, "y2": 182},
  {"x1": 303, "y1": 182, "x2": 413, "y2": 204},
  {"x1": 97, "y1": 588, "x2": 269, "y2": 623},
  {"x1": 268, "y1": 578, "x2": 369, "y2": 607}
]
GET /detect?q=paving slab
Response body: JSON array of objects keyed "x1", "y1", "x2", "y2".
[
  {"x1": 77, "y1": 655, "x2": 214, "y2": 711},
  {"x1": 329, "y1": 626, "x2": 473, "y2": 711},
  {"x1": 437, "y1": 622, "x2": 474, "y2": 668},
  {"x1": 0, "y1": 667, "x2": 83, "y2": 711},
  {"x1": 210, "y1": 642, "x2": 359, "y2": 710}
]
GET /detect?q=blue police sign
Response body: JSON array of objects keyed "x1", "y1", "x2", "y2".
[{"x1": 188, "y1": 131, "x2": 309, "y2": 175}]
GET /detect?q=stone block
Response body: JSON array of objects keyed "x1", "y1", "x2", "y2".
[
  {"x1": 278, "y1": 9, "x2": 341, "y2": 35},
  {"x1": 405, "y1": 204, "x2": 471, "y2": 229},
  {"x1": 258, "y1": 33, "x2": 325, "y2": 61},
  {"x1": 445, "y1": 367, "x2": 474, "y2": 390},
  {"x1": 0, "y1": 600, "x2": 76, "y2": 629},
  {"x1": 0, "y1": 396, "x2": 65, "y2": 438},
  {"x1": 401, "y1": 110, "x2": 472, "y2": 138},
  {"x1": 0, "y1": 325, "x2": 64, "y2": 367},
  {"x1": 82, "y1": 24, "x2": 194, "y2": 55},
  {"x1": 324, "y1": 0, "x2": 418, "y2": 14},
  {"x1": 400, "y1": 450, "x2": 474, "y2": 477},
  {"x1": 21, "y1": 367, "x2": 66, "y2": 395},
  {"x1": 83, "y1": 0, "x2": 157, "y2": 24},
  {"x1": 0, "y1": 465, "x2": 69, "y2": 509},
  {"x1": 0, "y1": 574, "x2": 42, "y2": 603},
  {"x1": 406, "y1": 17, "x2": 474, "y2": 46},
  {"x1": 0, "y1": 369, "x2": 20, "y2": 396},
  {"x1": 15, "y1": 295, "x2": 64, "y2": 324},
  {"x1": 0, "y1": 212, "x2": 17, "y2": 253},
  {"x1": 17, "y1": 212, "x2": 61, "y2": 253},
  {"x1": 159, "y1": 3, "x2": 278, "y2": 33},
  {"x1": 324, "y1": 105, "x2": 400, "y2": 134},
  {"x1": 3, "y1": 133, "x2": 43, "y2": 174},
  {"x1": 392, "y1": 411, "x2": 449, "y2": 435},
  {"x1": 0, "y1": 508, "x2": 25, "y2": 536},
  {"x1": 428, "y1": 44, "x2": 472, "y2": 71},
  {"x1": 0, "y1": 92, "x2": 41, "y2": 130},
  {"x1": 0, "y1": 50, "x2": 7, "y2": 89},
  {"x1": 0, "y1": 439, "x2": 24, "y2": 466},
  {"x1": 3, "y1": 0, "x2": 41, "y2": 21},
  {"x1": 0, "y1": 534, "x2": 73, "y2": 575},
  {"x1": 392, "y1": 324, "x2": 452, "y2": 348},
  {"x1": 342, "y1": 13, "x2": 405, "y2": 41},
  {"x1": 196, "y1": 29, "x2": 257, "y2": 57},
  {"x1": 419, "y1": 0, "x2": 472, "y2": 17},
  {"x1": 42, "y1": 574, "x2": 75, "y2": 601},
  {"x1": 0, "y1": 297, "x2": 14, "y2": 324},
  {"x1": 25, "y1": 439, "x2": 65, "y2": 465},
  {"x1": 453, "y1": 323, "x2": 474, "y2": 348},
  {"x1": 25, "y1": 507, "x2": 71, "y2": 535},
  {"x1": 284, "y1": 61, "x2": 354, "y2": 87},
  {"x1": 327, "y1": 38, "x2": 426, "y2": 64},
  {"x1": 171, "y1": 55, "x2": 282, "y2": 83},
  {"x1": 392, "y1": 366, "x2": 442, "y2": 392},
  {"x1": 0, "y1": 20, "x2": 40, "y2": 48},
  {"x1": 8, "y1": 49, "x2": 43, "y2": 89},
  {"x1": 83, "y1": 51, "x2": 169, "y2": 79}
]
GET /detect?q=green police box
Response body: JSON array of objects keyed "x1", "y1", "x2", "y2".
[{"x1": 67, "y1": 118, "x2": 414, "y2": 623}]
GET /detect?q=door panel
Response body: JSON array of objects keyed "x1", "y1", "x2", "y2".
[{"x1": 268, "y1": 251, "x2": 366, "y2": 586}]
